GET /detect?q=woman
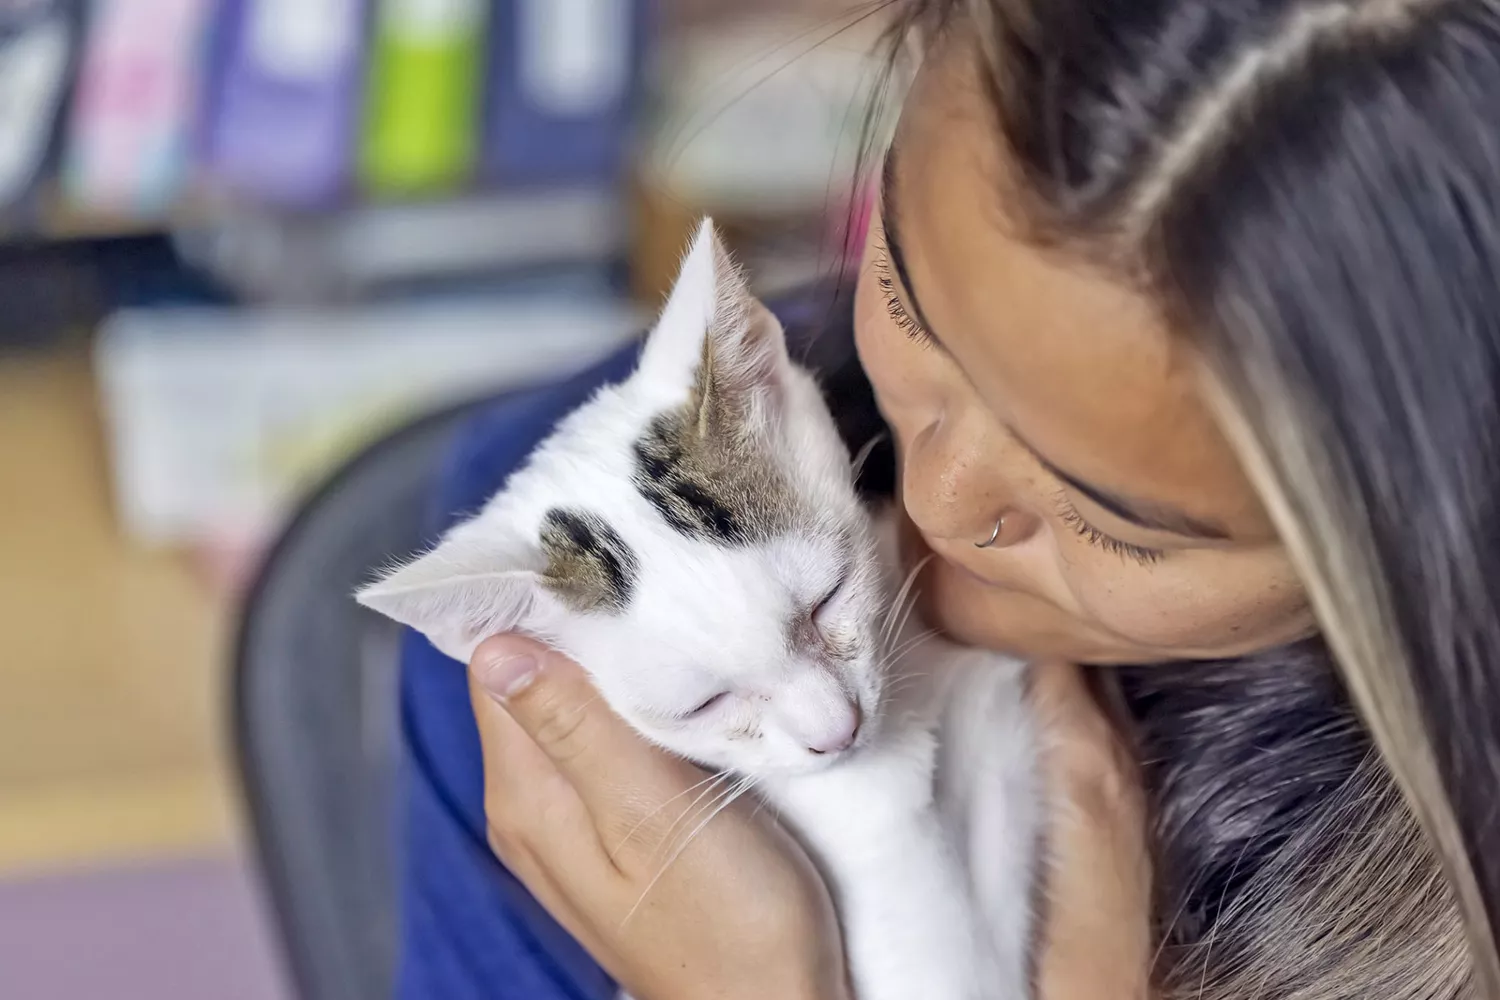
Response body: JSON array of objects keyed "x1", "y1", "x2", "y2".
[{"x1": 398, "y1": 0, "x2": 1500, "y2": 997}]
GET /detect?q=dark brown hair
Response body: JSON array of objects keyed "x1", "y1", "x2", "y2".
[{"x1": 887, "y1": 0, "x2": 1500, "y2": 996}]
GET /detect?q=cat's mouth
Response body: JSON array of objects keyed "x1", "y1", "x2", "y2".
[{"x1": 797, "y1": 740, "x2": 866, "y2": 772}]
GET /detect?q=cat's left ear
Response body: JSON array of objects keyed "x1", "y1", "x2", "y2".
[
  {"x1": 355, "y1": 523, "x2": 546, "y2": 665},
  {"x1": 639, "y1": 218, "x2": 791, "y2": 423}
]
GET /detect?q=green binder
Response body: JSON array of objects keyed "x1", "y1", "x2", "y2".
[{"x1": 360, "y1": 0, "x2": 485, "y2": 196}]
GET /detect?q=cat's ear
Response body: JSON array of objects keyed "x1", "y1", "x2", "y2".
[
  {"x1": 355, "y1": 525, "x2": 545, "y2": 664},
  {"x1": 639, "y1": 218, "x2": 790, "y2": 423}
]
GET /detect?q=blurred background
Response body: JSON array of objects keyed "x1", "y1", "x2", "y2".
[{"x1": 0, "y1": 0, "x2": 893, "y2": 996}]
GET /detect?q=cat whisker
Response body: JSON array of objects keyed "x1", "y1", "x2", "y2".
[
  {"x1": 874, "y1": 631, "x2": 939, "y2": 708},
  {"x1": 878, "y1": 678, "x2": 931, "y2": 717},
  {"x1": 749, "y1": 793, "x2": 769, "y2": 825},
  {"x1": 667, "y1": 775, "x2": 756, "y2": 861},
  {"x1": 881, "y1": 669, "x2": 936, "y2": 693},
  {"x1": 608, "y1": 770, "x2": 730, "y2": 861},
  {"x1": 878, "y1": 563, "x2": 919, "y2": 651},
  {"x1": 876, "y1": 660, "x2": 942, "y2": 722},
  {"x1": 882, "y1": 628, "x2": 938, "y2": 669},
  {"x1": 880, "y1": 555, "x2": 933, "y2": 655},
  {"x1": 622, "y1": 775, "x2": 759, "y2": 928},
  {"x1": 879, "y1": 590, "x2": 908, "y2": 655},
  {"x1": 850, "y1": 431, "x2": 889, "y2": 484},
  {"x1": 878, "y1": 586, "x2": 913, "y2": 655},
  {"x1": 642, "y1": 770, "x2": 737, "y2": 866},
  {"x1": 886, "y1": 584, "x2": 927, "y2": 658}
]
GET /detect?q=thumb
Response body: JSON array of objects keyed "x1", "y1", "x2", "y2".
[
  {"x1": 471, "y1": 634, "x2": 670, "y2": 792},
  {"x1": 471, "y1": 635, "x2": 724, "y2": 869},
  {"x1": 472, "y1": 633, "x2": 550, "y2": 703}
]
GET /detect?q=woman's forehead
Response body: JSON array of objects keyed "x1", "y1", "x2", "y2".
[{"x1": 891, "y1": 53, "x2": 1276, "y2": 541}]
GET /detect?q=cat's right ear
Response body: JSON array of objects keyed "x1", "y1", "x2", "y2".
[
  {"x1": 637, "y1": 218, "x2": 790, "y2": 413},
  {"x1": 355, "y1": 526, "x2": 545, "y2": 665}
]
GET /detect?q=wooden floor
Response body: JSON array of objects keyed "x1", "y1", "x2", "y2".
[{"x1": 0, "y1": 348, "x2": 236, "y2": 874}]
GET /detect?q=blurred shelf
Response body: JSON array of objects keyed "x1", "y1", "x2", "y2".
[
  {"x1": 189, "y1": 187, "x2": 627, "y2": 303},
  {"x1": 1, "y1": 181, "x2": 630, "y2": 307},
  {"x1": 12, "y1": 178, "x2": 625, "y2": 248}
]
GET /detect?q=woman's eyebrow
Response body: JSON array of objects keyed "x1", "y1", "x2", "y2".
[{"x1": 880, "y1": 148, "x2": 941, "y2": 340}]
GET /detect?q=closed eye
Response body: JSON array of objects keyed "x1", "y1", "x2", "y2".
[
  {"x1": 812, "y1": 574, "x2": 849, "y2": 621},
  {"x1": 685, "y1": 692, "x2": 728, "y2": 718}
]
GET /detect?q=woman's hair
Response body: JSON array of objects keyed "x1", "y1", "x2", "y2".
[
  {"x1": 1118, "y1": 649, "x2": 1466, "y2": 999},
  {"x1": 887, "y1": 0, "x2": 1500, "y2": 996}
]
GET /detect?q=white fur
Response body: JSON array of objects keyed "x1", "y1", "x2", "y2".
[{"x1": 358, "y1": 220, "x2": 1040, "y2": 999}]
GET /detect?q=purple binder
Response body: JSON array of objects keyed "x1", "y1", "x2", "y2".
[
  {"x1": 484, "y1": 0, "x2": 650, "y2": 187},
  {"x1": 201, "y1": 0, "x2": 366, "y2": 208}
]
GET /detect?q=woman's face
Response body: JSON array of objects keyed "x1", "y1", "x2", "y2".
[{"x1": 856, "y1": 46, "x2": 1315, "y2": 663}]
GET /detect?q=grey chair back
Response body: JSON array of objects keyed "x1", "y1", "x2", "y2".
[{"x1": 232, "y1": 396, "x2": 500, "y2": 1000}]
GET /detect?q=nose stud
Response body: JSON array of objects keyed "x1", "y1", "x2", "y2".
[{"x1": 975, "y1": 516, "x2": 1004, "y2": 549}]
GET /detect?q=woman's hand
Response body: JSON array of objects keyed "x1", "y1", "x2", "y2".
[
  {"x1": 469, "y1": 639, "x2": 1151, "y2": 1000},
  {"x1": 1029, "y1": 662, "x2": 1154, "y2": 1000},
  {"x1": 468, "y1": 635, "x2": 851, "y2": 1000}
]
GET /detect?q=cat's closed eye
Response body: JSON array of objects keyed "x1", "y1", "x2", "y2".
[
  {"x1": 685, "y1": 692, "x2": 729, "y2": 718},
  {"x1": 811, "y1": 575, "x2": 849, "y2": 627}
]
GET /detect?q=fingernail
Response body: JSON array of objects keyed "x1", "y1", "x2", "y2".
[{"x1": 478, "y1": 651, "x2": 540, "y2": 700}]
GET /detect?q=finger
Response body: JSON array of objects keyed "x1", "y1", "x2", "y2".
[
  {"x1": 1028, "y1": 661, "x2": 1094, "y2": 715},
  {"x1": 469, "y1": 670, "x2": 612, "y2": 864},
  {"x1": 469, "y1": 668, "x2": 572, "y2": 800},
  {"x1": 471, "y1": 635, "x2": 714, "y2": 859},
  {"x1": 1030, "y1": 663, "x2": 1137, "y2": 777},
  {"x1": 471, "y1": 635, "x2": 635, "y2": 776}
]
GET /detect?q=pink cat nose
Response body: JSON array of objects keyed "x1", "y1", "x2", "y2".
[{"x1": 806, "y1": 702, "x2": 862, "y2": 755}]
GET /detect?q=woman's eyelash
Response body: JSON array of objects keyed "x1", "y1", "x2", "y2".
[
  {"x1": 873, "y1": 247, "x2": 935, "y2": 347},
  {"x1": 1052, "y1": 491, "x2": 1165, "y2": 566}
]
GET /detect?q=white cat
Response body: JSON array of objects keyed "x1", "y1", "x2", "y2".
[{"x1": 358, "y1": 221, "x2": 1040, "y2": 1000}]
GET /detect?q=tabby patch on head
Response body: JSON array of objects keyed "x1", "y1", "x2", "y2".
[
  {"x1": 540, "y1": 508, "x2": 640, "y2": 612},
  {"x1": 634, "y1": 331, "x2": 799, "y2": 544}
]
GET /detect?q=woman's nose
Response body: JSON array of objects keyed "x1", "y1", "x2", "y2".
[{"x1": 902, "y1": 419, "x2": 1015, "y2": 545}]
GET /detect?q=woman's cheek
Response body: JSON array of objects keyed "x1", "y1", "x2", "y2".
[
  {"x1": 1066, "y1": 548, "x2": 1311, "y2": 653},
  {"x1": 855, "y1": 287, "x2": 948, "y2": 432}
]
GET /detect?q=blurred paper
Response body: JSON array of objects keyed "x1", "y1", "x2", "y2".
[{"x1": 94, "y1": 298, "x2": 644, "y2": 547}]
